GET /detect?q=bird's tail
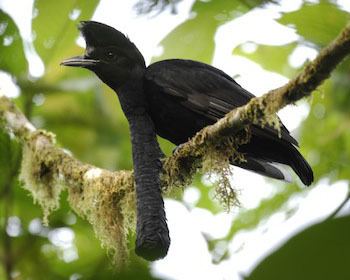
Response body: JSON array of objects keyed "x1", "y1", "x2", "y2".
[
  {"x1": 234, "y1": 157, "x2": 291, "y2": 182},
  {"x1": 287, "y1": 145, "x2": 314, "y2": 186},
  {"x1": 236, "y1": 135, "x2": 314, "y2": 186}
]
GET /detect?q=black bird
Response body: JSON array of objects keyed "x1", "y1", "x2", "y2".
[{"x1": 61, "y1": 21, "x2": 313, "y2": 260}]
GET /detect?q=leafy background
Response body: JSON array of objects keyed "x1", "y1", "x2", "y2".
[{"x1": 0, "y1": 0, "x2": 349, "y2": 279}]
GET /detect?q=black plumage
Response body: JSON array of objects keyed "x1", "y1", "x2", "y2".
[{"x1": 61, "y1": 21, "x2": 313, "y2": 261}]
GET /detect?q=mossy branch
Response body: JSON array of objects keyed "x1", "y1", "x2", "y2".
[
  {"x1": 0, "y1": 22, "x2": 349, "y2": 265},
  {"x1": 0, "y1": 96, "x2": 135, "y2": 267}
]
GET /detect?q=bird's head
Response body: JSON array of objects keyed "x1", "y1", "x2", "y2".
[{"x1": 61, "y1": 21, "x2": 146, "y2": 89}]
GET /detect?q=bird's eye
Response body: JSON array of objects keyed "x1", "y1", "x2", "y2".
[{"x1": 106, "y1": 51, "x2": 117, "y2": 60}]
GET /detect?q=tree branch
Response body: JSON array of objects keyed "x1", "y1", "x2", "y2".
[{"x1": 0, "y1": 22, "x2": 349, "y2": 265}]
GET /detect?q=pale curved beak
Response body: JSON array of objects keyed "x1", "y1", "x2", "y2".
[{"x1": 60, "y1": 55, "x2": 99, "y2": 67}]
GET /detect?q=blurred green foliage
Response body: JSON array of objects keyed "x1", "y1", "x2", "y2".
[
  {"x1": 278, "y1": 1, "x2": 350, "y2": 47},
  {"x1": 246, "y1": 215, "x2": 350, "y2": 280},
  {"x1": 0, "y1": 10, "x2": 27, "y2": 77},
  {"x1": 154, "y1": 0, "x2": 273, "y2": 63},
  {"x1": 32, "y1": 0, "x2": 99, "y2": 81},
  {"x1": 0, "y1": 0, "x2": 349, "y2": 279},
  {"x1": 234, "y1": 42, "x2": 298, "y2": 77}
]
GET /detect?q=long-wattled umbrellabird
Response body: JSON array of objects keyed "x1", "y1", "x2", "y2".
[{"x1": 61, "y1": 21, "x2": 313, "y2": 261}]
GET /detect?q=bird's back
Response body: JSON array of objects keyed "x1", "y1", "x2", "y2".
[{"x1": 144, "y1": 59, "x2": 294, "y2": 145}]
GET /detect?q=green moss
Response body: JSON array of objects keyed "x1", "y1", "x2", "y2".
[
  {"x1": 241, "y1": 97, "x2": 282, "y2": 135},
  {"x1": 19, "y1": 130, "x2": 63, "y2": 225},
  {"x1": 161, "y1": 140, "x2": 202, "y2": 191},
  {"x1": 67, "y1": 168, "x2": 135, "y2": 268},
  {"x1": 201, "y1": 129, "x2": 250, "y2": 210}
]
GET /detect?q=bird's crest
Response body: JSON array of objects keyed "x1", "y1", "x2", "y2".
[{"x1": 79, "y1": 21, "x2": 133, "y2": 49}]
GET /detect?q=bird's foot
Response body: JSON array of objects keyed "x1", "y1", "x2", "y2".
[{"x1": 172, "y1": 143, "x2": 185, "y2": 155}]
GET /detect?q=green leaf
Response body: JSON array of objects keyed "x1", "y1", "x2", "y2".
[
  {"x1": 32, "y1": 0, "x2": 99, "y2": 81},
  {"x1": 246, "y1": 215, "x2": 350, "y2": 280},
  {"x1": 153, "y1": 16, "x2": 217, "y2": 64},
  {"x1": 278, "y1": 1, "x2": 350, "y2": 47},
  {"x1": 233, "y1": 42, "x2": 298, "y2": 77},
  {"x1": 0, "y1": 10, "x2": 28, "y2": 77}
]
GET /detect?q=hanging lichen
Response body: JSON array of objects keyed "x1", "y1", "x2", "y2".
[
  {"x1": 19, "y1": 130, "x2": 64, "y2": 225},
  {"x1": 67, "y1": 168, "x2": 135, "y2": 268}
]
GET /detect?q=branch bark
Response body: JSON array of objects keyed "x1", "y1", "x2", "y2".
[{"x1": 0, "y1": 21, "x2": 349, "y2": 264}]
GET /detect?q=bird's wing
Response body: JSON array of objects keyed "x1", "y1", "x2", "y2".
[{"x1": 145, "y1": 59, "x2": 297, "y2": 145}]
